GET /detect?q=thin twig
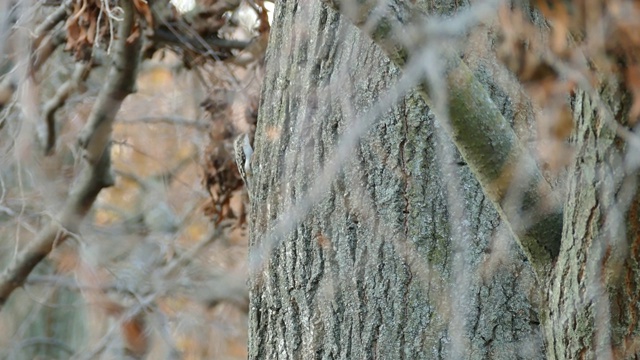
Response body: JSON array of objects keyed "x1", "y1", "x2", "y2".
[
  {"x1": 40, "y1": 61, "x2": 92, "y2": 154},
  {"x1": 74, "y1": 225, "x2": 226, "y2": 360},
  {"x1": 1, "y1": 1, "x2": 71, "y2": 110},
  {"x1": 33, "y1": 0, "x2": 72, "y2": 48},
  {"x1": 26, "y1": 275, "x2": 134, "y2": 295},
  {"x1": 121, "y1": 115, "x2": 210, "y2": 130},
  {"x1": 30, "y1": 28, "x2": 67, "y2": 74}
]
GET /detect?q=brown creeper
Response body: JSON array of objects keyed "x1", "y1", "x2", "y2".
[{"x1": 234, "y1": 133, "x2": 253, "y2": 192}]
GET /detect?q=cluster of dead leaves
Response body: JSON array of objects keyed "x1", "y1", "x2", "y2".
[
  {"x1": 536, "y1": 0, "x2": 640, "y2": 124},
  {"x1": 201, "y1": 88, "x2": 260, "y2": 226},
  {"x1": 189, "y1": 1, "x2": 268, "y2": 225},
  {"x1": 63, "y1": 0, "x2": 268, "y2": 226},
  {"x1": 201, "y1": 90, "x2": 242, "y2": 226},
  {"x1": 496, "y1": 5, "x2": 575, "y2": 172},
  {"x1": 65, "y1": 0, "x2": 153, "y2": 60},
  {"x1": 154, "y1": 0, "x2": 271, "y2": 69},
  {"x1": 499, "y1": 0, "x2": 640, "y2": 121}
]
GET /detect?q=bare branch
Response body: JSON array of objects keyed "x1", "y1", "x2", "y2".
[
  {"x1": 30, "y1": 28, "x2": 67, "y2": 74},
  {"x1": 0, "y1": 0, "x2": 142, "y2": 309},
  {"x1": 33, "y1": 0, "x2": 72, "y2": 49},
  {"x1": 121, "y1": 115, "x2": 209, "y2": 130},
  {"x1": 26, "y1": 275, "x2": 133, "y2": 295},
  {"x1": 40, "y1": 61, "x2": 92, "y2": 154},
  {"x1": 0, "y1": 1, "x2": 71, "y2": 111},
  {"x1": 321, "y1": 0, "x2": 562, "y2": 276}
]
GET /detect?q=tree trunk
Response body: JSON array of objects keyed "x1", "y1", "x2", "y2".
[
  {"x1": 545, "y1": 83, "x2": 640, "y2": 358},
  {"x1": 248, "y1": 1, "x2": 544, "y2": 358}
]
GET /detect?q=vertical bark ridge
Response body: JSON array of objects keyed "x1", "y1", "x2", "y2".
[{"x1": 546, "y1": 84, "x2": 640, "y2": 359}]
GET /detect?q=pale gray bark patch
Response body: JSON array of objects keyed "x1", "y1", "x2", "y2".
[{"x1": 249, "y1": 1, "x2": 544, "y2": 359}]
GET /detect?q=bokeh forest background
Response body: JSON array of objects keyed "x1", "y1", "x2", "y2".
[{"x1": 0, "y1": 0, "x2": 271, "y2": 358}]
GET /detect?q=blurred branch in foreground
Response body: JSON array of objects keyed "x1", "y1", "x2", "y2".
[{"x1": 0, "y1": 0, "x2": 142, "y2": 309}]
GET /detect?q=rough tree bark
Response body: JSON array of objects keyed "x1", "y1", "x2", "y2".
[
  {"x1": 248, "y1": 1, "x2": 546, "y2": 358},
  {"x1": 545, "y1": 85, "x2": 640, "y2": 357}
]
